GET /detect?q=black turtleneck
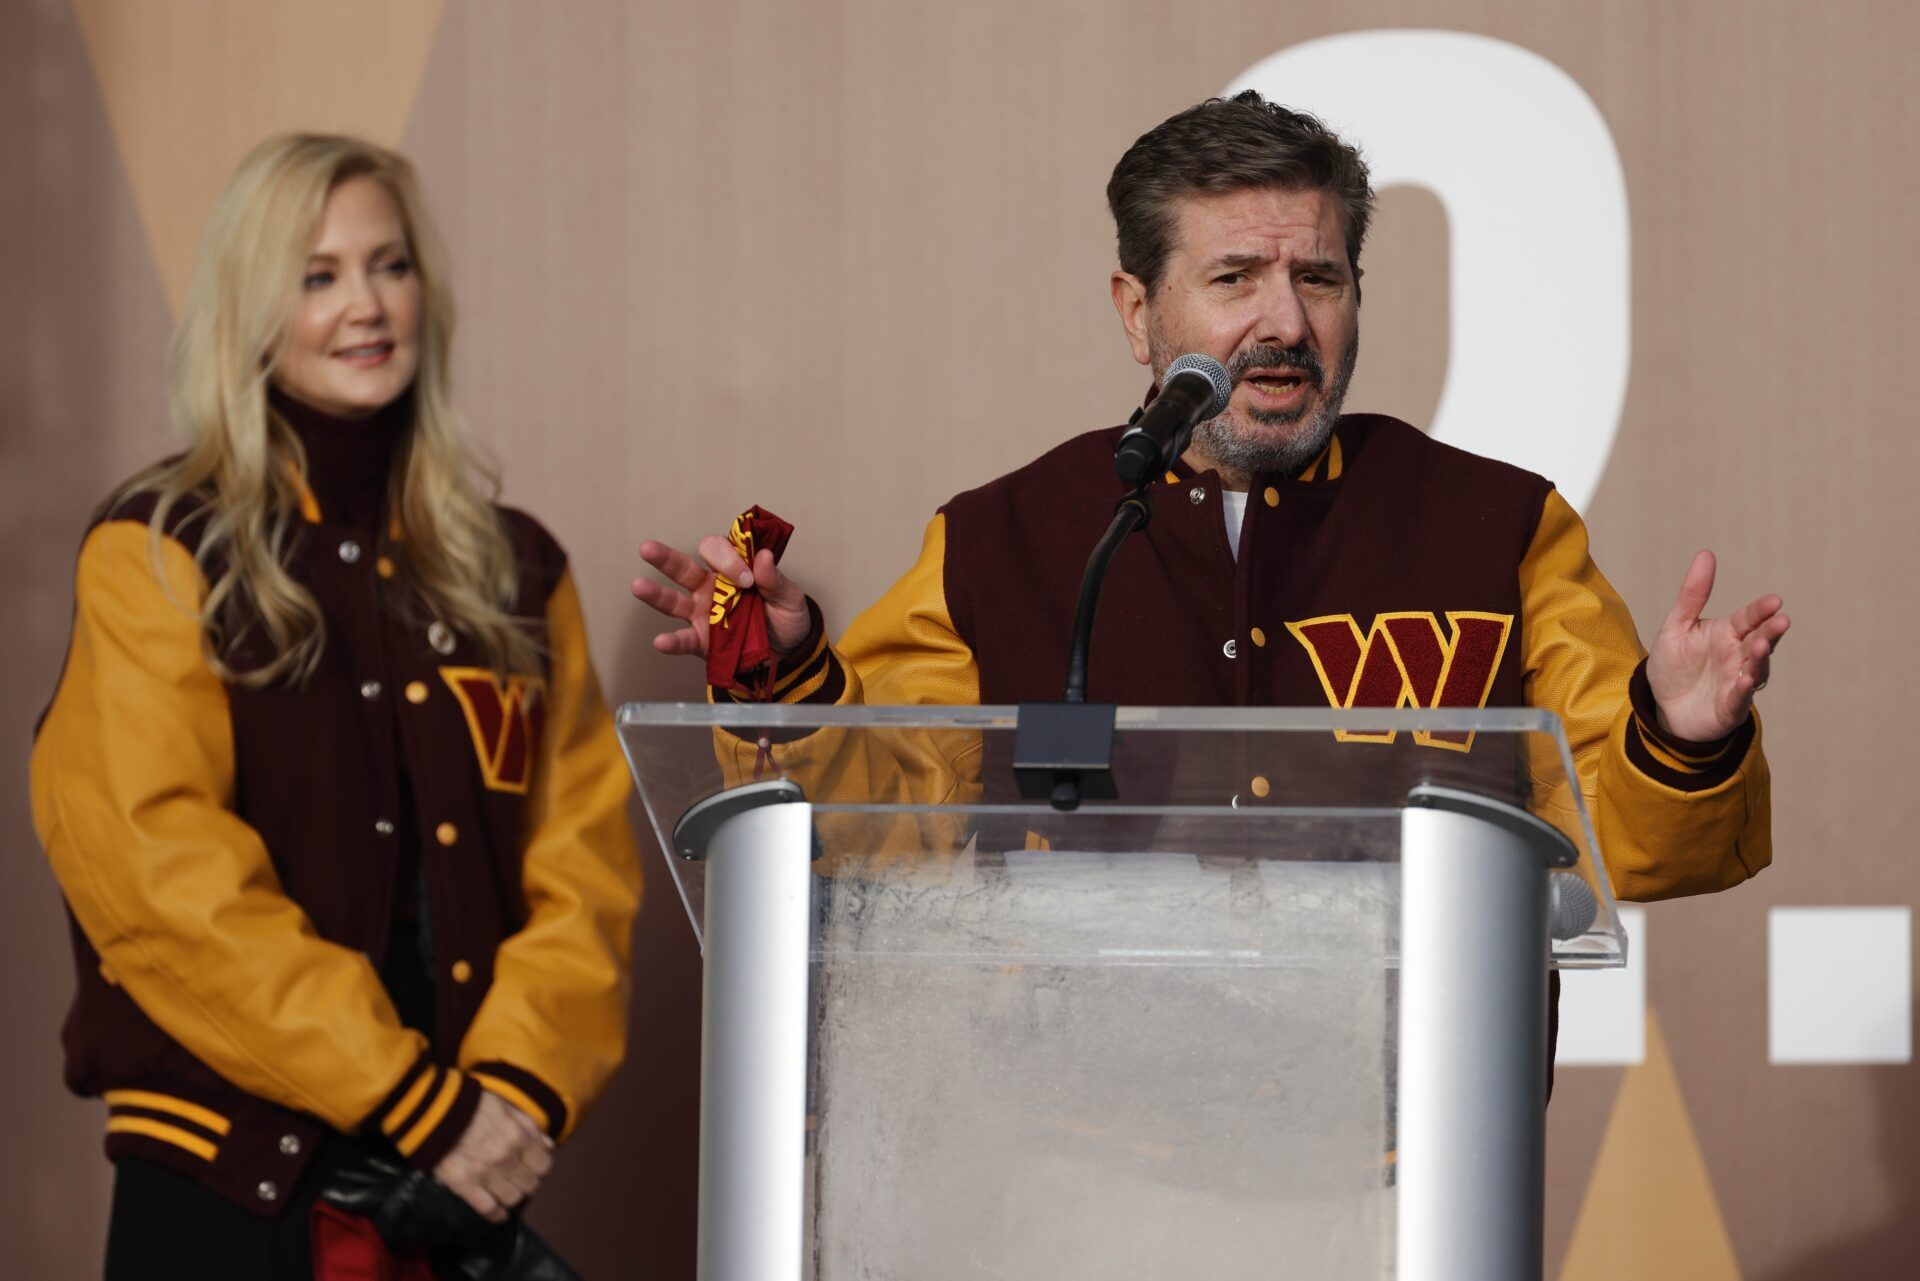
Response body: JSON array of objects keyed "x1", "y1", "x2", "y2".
[{"x1": 268, "y1": 384, "x2": 410, "y2": 531}]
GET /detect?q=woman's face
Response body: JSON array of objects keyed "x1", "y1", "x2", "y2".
[{"x1": 272, "y1": 175, "x2": 423, "y2": 417}]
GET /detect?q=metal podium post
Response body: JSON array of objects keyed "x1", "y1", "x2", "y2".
[
  {"x1": 676, "y1": 781, "x2": 814, "y2": 1281},
  {"x1": 1398, "y1": 785, "x2": 1572, "y2": 1281}
]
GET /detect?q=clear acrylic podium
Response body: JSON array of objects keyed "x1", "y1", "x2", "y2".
[{"x1": 617, "y1": 703, "x2": 1625, "y2": 1281}]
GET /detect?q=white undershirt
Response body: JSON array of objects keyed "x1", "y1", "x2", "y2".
[{"x1": 1221, "y1": 488, "x2": 1249, "y2": 559}]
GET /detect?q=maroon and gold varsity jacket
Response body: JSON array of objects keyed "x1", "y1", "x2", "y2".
[
  {"x1": 721, "y1": 412, "x2": 1770, "y2": 901},
  {"x1": 29, "y1": 417, "x2": 642, "y2": 1215}
]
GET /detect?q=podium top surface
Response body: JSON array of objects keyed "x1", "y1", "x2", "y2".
[
  {"x1": 621, "y1": 701, "x2": 1570, "y2": 733},
  {"x1": 615, "y1": 703, "x2": 1624, "y2": 968}
]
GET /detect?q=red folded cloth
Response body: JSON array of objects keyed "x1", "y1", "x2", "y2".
[
  {"x1": 310, "y1": 1202, "x2": 435, "y2": 1281},
  {"x1": 707, "y1": 504, "x2": 796, "y2": 699}
]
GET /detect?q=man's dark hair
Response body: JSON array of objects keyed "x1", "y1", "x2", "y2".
[{"x1": 1107, "y1": 90, "x2": 1375, "y2": 295}]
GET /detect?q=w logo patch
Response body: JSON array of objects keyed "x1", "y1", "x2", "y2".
[
  {"x1": 1285, "y1": 612, "x2": 1514, "y2": 751},
  {"x1": 440, "y1": 668, "x2": 547, "y2": 793}
]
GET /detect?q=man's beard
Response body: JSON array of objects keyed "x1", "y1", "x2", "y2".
[{"x1": 1151, "y1": 333, "x2": 1359, "y2": 478}]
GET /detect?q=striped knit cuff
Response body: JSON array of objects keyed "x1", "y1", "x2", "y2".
[
  {"x1": 1625, "y1": 660, "x2": 1753, "y2": 792},
  {"x1": 774, "y1": 598, "x2": 827, "y2": 672},
  {"x1": 468, "y1": 1061, "x2": 569, "y2": 1141},
  {"x1": 366, "y1": 1057, "x2": 485, "y2": 1174},
  {"x1": 712, "y1": 599, "x2": 838, "y2": 701},
  {"x1": 710, "y1": 597, "x2": 848, "y2": 743}
]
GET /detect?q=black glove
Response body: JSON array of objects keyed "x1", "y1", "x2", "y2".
[{"x1": 320, "y1": 1158, "x2": 584, "y2": 1281}]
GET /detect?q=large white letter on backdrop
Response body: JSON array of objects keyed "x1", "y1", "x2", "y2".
[{"x1": 1227, "y1": 30, "x2": 1628, "y2": 512}]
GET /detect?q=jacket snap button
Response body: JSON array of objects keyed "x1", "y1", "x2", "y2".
[
  {"x1": 428, "y1": 621, "x2": 456, "y2": 655},
  {"x1": 338, "y1": 540, "x2": 362, "y2": 564},
  {"x1": 1188, "y1": 486, "x2": 1206, "y2": 505},
  {"x1": 436, "y1": 822, "x2": 459, "y2": 847},
  {"x1": 1222, "y1": 639, "x2": 1237, "y2": 659},
  {"x1": 374, "y1": 819, "x2": 395, "y2": 836},
  {"x1": 360, "y1": 680, "x2": 382, "y2": 700},
  {"x1": 405, "y1": 681, "x2": 429, "y2": 704},
  {"x1": 1251, "y1": 627, "x2": 1267, "y2": 648},
  {"x1": 279, "y1": 1134, "x2": 302, "y2": 1156},
  {"x1": 257, "y1": 1180, "x2": 279, "y2": 1202}
]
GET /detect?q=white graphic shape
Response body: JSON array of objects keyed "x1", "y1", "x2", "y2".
[
  {"x1": 1227, "y1": 30, "x2": 1629, "y2": 512},
  {"x1": 1770, "y1": 907, "x2": 1912, "y2": 1065},
  {"x1": 1556, "y1": 907, "x2": 1647, "y2": 1067}
]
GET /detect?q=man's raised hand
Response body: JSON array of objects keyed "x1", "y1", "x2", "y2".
[
  {"x1": 1645, "y1": 550, "x2": 1789, "y2": 742},
  {"x1": 632, "y1": 537, "x2": 813, "y2": 659}
]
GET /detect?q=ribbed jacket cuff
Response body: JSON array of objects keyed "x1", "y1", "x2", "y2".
[
  {"x1": 712, "y1": 599, "x2": 836, "y2": 698},
  {"x1": 1625, "y1": 660, "x2": 1753, "y2": 792},
  {"x1": 468, "y1": 1061, "x2": 569, "y2": 1141},
  {"x1": 773, "y1": 598, "x2": 827, "y2": 672},
  {"x1": 366, "y1": 1057, "x2": 485, "y2": 1173},
  {"x1": 709, "y1": 597, "x2": 847, "y2": 743}
]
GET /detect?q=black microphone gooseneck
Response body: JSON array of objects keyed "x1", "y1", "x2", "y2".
[
  {"x1": 1069, "y1": 354, "x2": 1231, "y2": 704},
  {"x1": 1013, "y1": 354, "x2": 1233, "y2": 811},
  {"x1": 1062, "y1": 487, "x2": 1153, "y2": 706}
]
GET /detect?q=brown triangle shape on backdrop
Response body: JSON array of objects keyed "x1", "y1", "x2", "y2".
[
  {"x1": 1558, "y1": 1009, "x2": 1743, "y2": 1280},
  {"x1": 70, "y1": 0, "x2": 447, "y2": 318}
]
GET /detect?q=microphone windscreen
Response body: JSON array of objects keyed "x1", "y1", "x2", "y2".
[
  {"x1": 1164, "y1": 353, "x2": 1233, "y2": 418},
  {"x1": 1547, "y1": 873, "x2": 1600, "y2": 941}
]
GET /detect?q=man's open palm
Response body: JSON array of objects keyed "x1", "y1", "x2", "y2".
[{"x1": 1645, "y1": 550, "x2": 1789, "y2": 742}]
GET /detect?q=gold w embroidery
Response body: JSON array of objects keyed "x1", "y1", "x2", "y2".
[
  {"x1": 1284, "y1": 611, "x2": 1515, "y2": 751},
  {"x1": 440, "y1": 669, "x2": 547, "y2": 792}
]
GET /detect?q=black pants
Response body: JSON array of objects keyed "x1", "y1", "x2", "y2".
[{"x1": 102, "y1": 1135, "x2": 381, "y2": 1281}]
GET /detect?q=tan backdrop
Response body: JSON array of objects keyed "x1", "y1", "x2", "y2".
[{"x1": 5, "y1": 1, "x2": 1915, "y2": 1276}]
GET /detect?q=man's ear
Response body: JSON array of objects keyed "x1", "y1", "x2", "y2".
[{"x1": 1110, "y1": 271, "x2": 1152, "y2": 366}]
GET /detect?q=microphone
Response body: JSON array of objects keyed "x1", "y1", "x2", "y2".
[
  {"x1": 1113, "y1": 353, "x2": 1233, "y2": 486},
  {"x1": 1547, "y1": 873, "x2": 1599, "y2": 941}
]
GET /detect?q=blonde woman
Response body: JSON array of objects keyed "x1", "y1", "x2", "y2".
[{"x1": 30, "y1": 134, "x2": 641, "y2": 1279}]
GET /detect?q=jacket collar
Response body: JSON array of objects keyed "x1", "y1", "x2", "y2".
[{"x1": 269, "y1": 385, "x2": 410, "y2": 531}]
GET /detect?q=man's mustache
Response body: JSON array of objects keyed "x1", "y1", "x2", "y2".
[{"x1": 1230, "y1": 343, "x2": 1324, "y2": 388}]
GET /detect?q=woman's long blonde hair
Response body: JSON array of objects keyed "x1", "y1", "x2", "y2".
[{"x1": 122, "y1": 133, "x2": 537, "y2": 685}]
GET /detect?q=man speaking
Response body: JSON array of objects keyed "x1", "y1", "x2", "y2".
[{"x1": 632, "y1": 90, "x2": 1785, "y2": 904}]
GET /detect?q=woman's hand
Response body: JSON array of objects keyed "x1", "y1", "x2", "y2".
[{"x1": 433, "y1": 1092, "x2": 554, "y2": 1223}]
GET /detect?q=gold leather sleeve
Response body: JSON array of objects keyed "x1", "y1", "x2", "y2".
[
  {"x1": 1519, "y1": 490, "x2": 1771, "y2": 902},
  {"x1": 837, "y1": 513, "x2": 983, "y2": 711},
  {"x1": 458, "y1": 569, "x2": 644, "y2": 1141},
  {"x1": 29, "y1": 521, "x2": 455, "y2": 1146}
]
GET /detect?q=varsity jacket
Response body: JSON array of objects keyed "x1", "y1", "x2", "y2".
[
  {"x1": 29, "y1": 410, "x2": 642, "y2": 1216},
  {"x1": 719, "y1": 412, "x2": 1770, "y2": 902}
]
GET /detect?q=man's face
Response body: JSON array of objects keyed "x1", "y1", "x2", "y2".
[{"x1": 1111, "y1": 185, "x2": 1360, "y2": 481}]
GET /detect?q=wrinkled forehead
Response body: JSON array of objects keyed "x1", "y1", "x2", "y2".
[{"x1": 1165, "y1": 185, "x2": 1349, "y2": 270}]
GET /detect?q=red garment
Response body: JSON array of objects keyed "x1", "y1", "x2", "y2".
[
  {"x1": 310, "y1": 1202, "x2": 436, "y2": 1281},
  {"x1": 706, "y1": 504, "x2": 795, "y2": 697}
]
